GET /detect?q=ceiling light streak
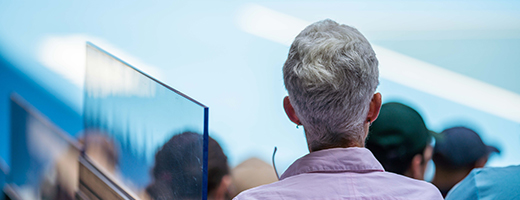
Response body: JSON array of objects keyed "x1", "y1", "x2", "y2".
[
  {"x1": 236, "y1": 3, "x2": 520, "y2": 123},
  {"x1": 37, "y1": 35, "x2": 163, "y2": 89}
]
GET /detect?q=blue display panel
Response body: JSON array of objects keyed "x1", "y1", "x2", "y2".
[
  {"x1": 83, "y1": 43, "x2": 209, "y2": 199},
  {"x1": 7, "y1": 94, "x2": 81, "y2": 200}
]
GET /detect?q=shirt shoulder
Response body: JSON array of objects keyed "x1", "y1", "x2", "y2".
[
  {"x1": 379, "y1": 171, "x2": 443, "y2": 199},
  {"x1": 234, "y1": 171, "x2": 443, "y2": 200},
  {"x1": 446, "y1": 165, "x2": 520, "y2": 200},
  {"x1": 232, "y1": 181, "x2": 287, "y2": 200}
]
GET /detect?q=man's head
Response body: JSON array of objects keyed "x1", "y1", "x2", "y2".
[
  {"x1": 207, "y1": 135, "x2": 231, "y2": 200},
  {"x1": 146, "y1": 132, "x2": 232, "y2": 200},
  {"x1": 366, "y1": 102, "x2": 432, "y2": 180},
  {"x1": 431, "y1": 127, "x2": 499, "y2": 197},
  {"x1": 147, "y1": 132, "x2": 204, "y2": 199},
  {"x1": 230, "y1": 158, "x2": 278, "y2": 198},
  {"x1": 80, "y1": 131, "x2": 119, "y2": 175},
  {"x1": 283, "y1": 19, "x2": 381, "y2": 152},
  {"x1": 433, "y1": 127, "x2": 499, "y2": 172}
]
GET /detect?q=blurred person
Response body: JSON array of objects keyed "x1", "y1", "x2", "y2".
[
  {"x1": 207, "y1": 135, "x2": 232, "y2": 200},
  {"x1": 366, "y1": 102, "x2": 433, "y2": 180},
  {"x1": 229, "y1": 158, "x2": 278, "y2": 198},
  {"x1": 40, "y1": 132, "x2": 119, "y2": 200},
  {"x1": 40, "y1": 145, "x2": 80, "y2": 200},
  {"x1": 445, "y1": 165, "x2": 520, "y2": 200},
  {"x1": 234, "y1": 19, "x2": 442, "y2": 199},
  {"x1": 80, "y1": 131, "x2": 119, "y2": 175},
  {"x1": 431, "y1": 127, "x2": 499, "y2": 197},
  {"x1": 145, "y1": 132, "x2": 231, "y2": 200}
]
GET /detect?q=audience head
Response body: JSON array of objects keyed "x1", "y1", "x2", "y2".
[
  {"x1": 230, "y1": 158, "x2": 278, "y2": 198},
  {"x1": 146, "y1": 131, "x2": 231, "y2": 200},
  {"x1": 283, "y1": 19, "x2": 381, "y2": 152},
  {"x1": 146, "y1": 132, "x2": 204, "y2": 200},
  {"x1": 80, "y1": 131, "x2": 119, "y2": 174},
  {"x1": 366, "y1": 102, "x2": 432, "y2": 180},
  {"x1": 433, "y1": 127, "x2": 498, "y2": 170},
  {"x1": 432, "y1": 126, "x2": 499, "y2": 196},
  {"x1": 207, "y1": 135, "x2": 231, "y2": 200}
]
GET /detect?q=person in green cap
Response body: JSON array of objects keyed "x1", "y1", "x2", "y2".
[{"x1": 366, "y1": 102, "x2": 433, "y2": 180}]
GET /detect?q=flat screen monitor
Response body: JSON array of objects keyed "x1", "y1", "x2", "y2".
[
  {"x1": 6, "y1": 93, "x2": 82, "y2": 200},
  {"x1": 83, "y1": 42, "x2": 209, "y2": 200}
]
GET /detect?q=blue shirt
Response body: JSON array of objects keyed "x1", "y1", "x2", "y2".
[{"x1": 446, "y1": 165, "x2": 520, "y2": 200}]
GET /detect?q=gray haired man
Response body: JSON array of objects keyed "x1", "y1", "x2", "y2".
[{"x1": 234, "y1": 19, "x2": 442, "y2": 200}]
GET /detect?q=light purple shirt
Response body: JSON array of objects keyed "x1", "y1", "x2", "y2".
[{"x1": 234, "y1": 147, "x2": 443, "y2": 200}]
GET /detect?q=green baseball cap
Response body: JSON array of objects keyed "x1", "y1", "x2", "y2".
[{"x1": 366, "y1": 102, "x2": 431, "y2": 174}]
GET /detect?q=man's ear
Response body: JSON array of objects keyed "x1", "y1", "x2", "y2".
[
  {"x1": 283, "y1": 96, "x2": 301, "y2": 125},
  {"x1": 211, "y1": 175, "x2": 232, "y2": 200},
  {"x1": 409, "y1": 154, "x2": 425, "y2": 180},
  {"x1": 475, "y1": 156, "x2": 489, "y2": 168},
  {"x1": 366, "y1": 93, "x2": 382, "y2": 123}
]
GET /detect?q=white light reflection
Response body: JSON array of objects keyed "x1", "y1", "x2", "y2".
[
  {"x1": 37, "y1": 35, "x2": 163, "y2": 90},
  {"x1": 235, "y1": 4, "x2": 520, "y2": 123},
  {"x1": 85, "y1": 45, "x2": 157, "y2": 98}
]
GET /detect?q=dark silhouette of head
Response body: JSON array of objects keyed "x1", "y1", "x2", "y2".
[
  {"x1": 146, "y1": 132, "x2": 204, "y2": 200},
  {"x1": 431, "y1": 126, "x2": 499, "y2": 197},
  {"x1": 366, "y1": 102, "x2": 432, "y2": 180},
  {"x1": 207, "y1": 136, "x2": 230, "y2": 200},
  {"x1": 146, "y1": 131, "x2": 230, "y2": 200}
]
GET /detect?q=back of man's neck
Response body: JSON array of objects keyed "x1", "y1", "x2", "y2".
[
  {"x1": 431, "y1": 169, "x2": 471, "y2": 192},
  {"x1": 309, "y1": 144, "x2": 364, "y2": 152}
]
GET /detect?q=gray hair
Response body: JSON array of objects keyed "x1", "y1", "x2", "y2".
[{"x1": 283, "y1": 19, "x2": 379, "y2": 151}]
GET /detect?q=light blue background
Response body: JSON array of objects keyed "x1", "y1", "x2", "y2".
[{"x1": 0, "y1": 0, "x2": 518, "y2": 174}]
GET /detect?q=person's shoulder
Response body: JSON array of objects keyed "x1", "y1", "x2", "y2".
[
  {"x1": 475, "y1": 164, "x2": 520, "y2": 176},
  {"x1": 380, "y1": 172, "x2": 443, "y2": 199},
  {"x1": 232, "y1": 181, "x2": 282, "y2": 200},
  {"x1": 445, "y1": 169, "x2": 478, "y2": 200},
  {"x1": 381, "y1": 171, "x2": 433, "y2": 186},
  {"x1": 232, "y1": 175, "x2": 316, "y2": 200},
  {"x1": 446, "y1": 165, "x2": 520, "y2": 200},
  {"x1": 234, "y1": 171, "x2": 444, "y2": 200},
  {"x1": 463, "y1": 165, "x2": 520, "y2": 186}
]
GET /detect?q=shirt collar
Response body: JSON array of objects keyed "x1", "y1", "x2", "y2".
[{"x1": 280, "y1": 147, "x2": 384, "y2": 180}]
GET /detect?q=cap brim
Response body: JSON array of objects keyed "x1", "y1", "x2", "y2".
[
  {"x1": 429, "y1": 130, "x2": 443, "y2": 142},
  {"x1": 486, "y1": 145, "x2": 500, "y2": 154}
]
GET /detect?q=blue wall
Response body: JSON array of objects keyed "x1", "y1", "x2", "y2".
[{"x1": 0, "y1": 53, "x2": 83, "y2": 170}]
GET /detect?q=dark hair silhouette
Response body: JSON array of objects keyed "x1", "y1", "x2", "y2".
[
  {"x1": 146, "y1": 132, "x2": 204, "y2": 200},
  {"x1": 207, "y1": 136, "x2": 229, "y2": 197},
  {"x1": 146, "y1": 132, "x2": 229, "y2": 200}
]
